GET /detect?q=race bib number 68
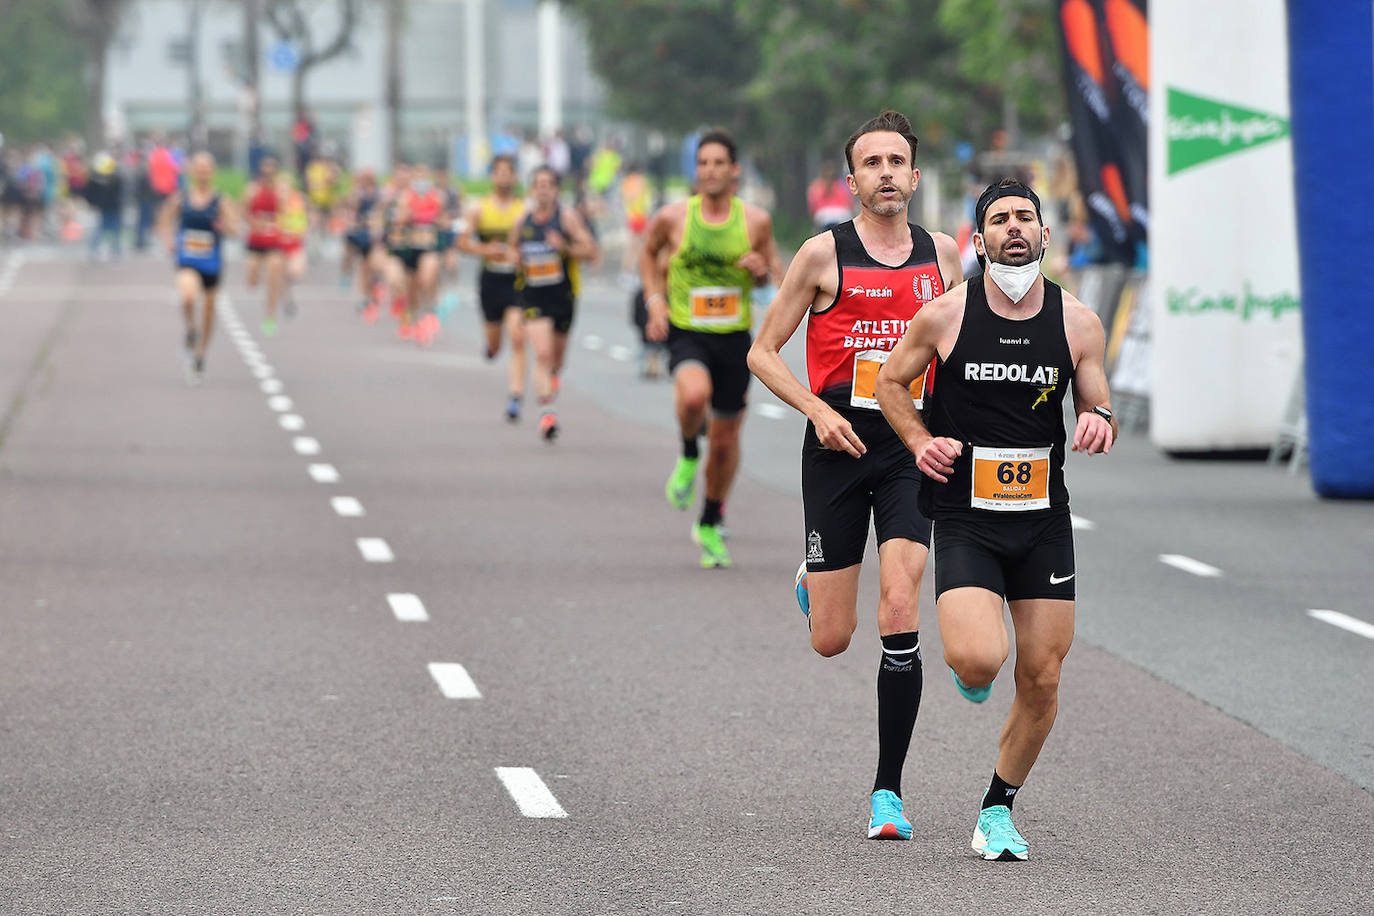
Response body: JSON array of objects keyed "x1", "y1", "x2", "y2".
[{"x1": 971, "y1": 446, "x2": 1051, "y2": 511}]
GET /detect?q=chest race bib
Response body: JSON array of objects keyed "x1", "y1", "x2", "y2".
[
  {"x1": 970, "y1": 446, "x2": 1051, "y2": 511},
  {"x1": 524, "y1": 250, "x2": 565, "y2": 286},
  {"x1": 688, "y1": 286, "x2": 742, "y2": 328},
  {"x1": 849, "y1": 349, "x2": 925, "y2": 410},
  {"x1": 180, "y1": 229, "x2": 215, "y2": 259}
]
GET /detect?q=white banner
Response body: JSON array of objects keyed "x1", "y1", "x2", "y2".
[{"x1": 1149, "y1": 0, "x2": 1302, "y2": 450}]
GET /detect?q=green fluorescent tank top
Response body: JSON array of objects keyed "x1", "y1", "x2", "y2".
[{"x1": 668, "y1": 196, "x2": 754, "y2": 333}]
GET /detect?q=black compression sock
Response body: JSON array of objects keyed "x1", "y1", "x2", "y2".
[
  {"x1": 682, "y1": 437, "x2": 700, "y2": 460},
  {"x1": 983, "y1": 771, "x2": 1021, "y2": 811},
  {"x1": 873, "y1": 631, "x2": 922, "y2": 796},
  {"x1": 699, "y1": 499, "x2": 722, "y2": 527}
]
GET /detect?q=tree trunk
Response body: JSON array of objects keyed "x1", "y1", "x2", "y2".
[
  {"x1": 385, "y1": 0, "x2": 403, "y2": 170},
  {"x1": 85, "y1": 31, "x2": 107, "y2": 148},
  {"x1": 244, "y1": 0, "x2": 261, "y2": 148}
]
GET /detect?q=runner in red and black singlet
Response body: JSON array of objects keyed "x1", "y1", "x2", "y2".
[
  {"x1": 748, "y1": 111, "x2": 962, "y2": 842},
  {"x1": 877, "y1": 177, "x2": 1117, "y2": 862},
  {"x1": 243, "y1": 155, "x2": 285, "y2": 337}
]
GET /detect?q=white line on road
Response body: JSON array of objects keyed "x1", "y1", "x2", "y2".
[
  {"x1": 356, "y1": 537, "x2": 394, "y2": 562},
  {"x1": 1307, "y1": 609, "x2": 1374, "y2": 640},
  {"x1": 292, "y1": 436, "x2": 321, "y2": 455},
  {"x1": 268, "y1": 395, "x2": 294, "y2": 412},
  {"x1": 387, "y1": 593, "x2": 429, "y2": 622},
  {"x1": 582, "y1": 334, "x2": 604, "y2": 351},
  {"x1": 495, "y1": 767, "x2": 567, "y2": 818},
  {"x1": 1159, "y1": 554, "x2": 1223, "y2": 578},
  {"x1": 608, "y1": 344, "x2": 633, "y2": 361},
  {"x1": 307, "y1": 463, "x2": 340, "y2": 483},
  {"x1": 331, "y1": 496, "x2": 365, "y2": 517},
  {"x1": 754, "y1": 403, "x2": 787, "y2": 420},
  {"x1": 252, "y1": 365, "x2": 274, "y2": 379},
  {"x1": 428, "y1": 663, "x2": 481, "y2": 699},
  {"x1": 1071, "y1": 515, "x2": 1096, "y2": 531},
  {"x1": 278, "y1": 414, "x2": 305, "y2": 431},
  {"x1": 260, "y1": 378, "x2": 284, "y2": 394}
]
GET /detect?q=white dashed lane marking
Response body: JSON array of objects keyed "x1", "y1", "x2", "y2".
[
  {"x1": 260, "y1": 378, "x2": 284, "y2": 394},
  {"x1": 608, "y1": 344, "x2": 633, "y2": 362},
  {"x1": 387, "y1": 593, "x2": 429, "y2": 622},
  {"x1": 331, "y1": 496, "x2": 365, "y2": 517},
  {"x1": 1159, "y1": 554, "x2": 1223, "y2": 578},
  {"x1": 292, "y1": 436, "x2": 321, "y2": 455},
  {"x1": 278, "y1": 414, "x2": 305, "y2": 431},
  {"x1": 356, "y1": 538, "x2": 394, "y2": 562},
  {"x1": 1071, "y1": 515, "x2": 1096, "y2": 531},
  {"x1": 307, "y1": 463, "x2": 340, "y2": 483},
  {"x1": 268, "y1": 395, "x2": 294, "y2": 412},
  {"x1": 582, "y1": 334, "x2": 604, "y2": 351},
  {"x1": 754, "y1": 403, "x2": 787, "y2": 420},
  {"x1": 1307, "y1": 609, "x2": 1374, "y2": 640},
  {"x1": 428, "y1": 663, "x2": 481, "y2": 699},
  {"x1": 495, "y1": 767, "x2": 567, "y2": 818},
  {"x1": 252, "y1": 365, "x2": 274, "y2": 379}
]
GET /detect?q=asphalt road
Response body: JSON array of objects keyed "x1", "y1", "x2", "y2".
[{"x1": 0, "y1": 246, "x2": 1369, "y2": 915}]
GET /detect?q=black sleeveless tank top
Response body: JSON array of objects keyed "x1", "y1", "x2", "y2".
[{"x1": 919, "y1": 277, "x2": 1075, "y2": 519}]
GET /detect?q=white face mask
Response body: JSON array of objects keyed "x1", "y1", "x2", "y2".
[{"x1": 986, "y1": 259, "x2": 1041, "y2": 303}]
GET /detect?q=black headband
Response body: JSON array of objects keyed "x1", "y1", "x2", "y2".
[{"x1": 975, "y1": 181, "x2": 1043, "y2": 233}]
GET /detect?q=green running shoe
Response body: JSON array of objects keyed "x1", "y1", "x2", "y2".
[
  {"x1": 951, "y1": 667, "x2": 993, "y2": 703},
  {"x1": 260, "y1": 316, "x2": 278, "y2": 338},
  {"x1": 692, "y1": 523, "x2": 731, "y2": 568},
  {"x1": 971, "y1": 805, "x2": 1029, "y2": 861},
  {"x1": 665, "y1": 456, "x2": 699, "y2": 510},
  {"x1": 867, "y1": 790, "x2": 912, "y2": 840}
]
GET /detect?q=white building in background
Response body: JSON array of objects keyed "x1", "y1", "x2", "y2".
[{"x1": 103, "y1": 0, "x2": 606, "y2": 174}]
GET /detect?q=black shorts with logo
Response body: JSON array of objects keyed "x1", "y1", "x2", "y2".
[
  {"x1": 932, "y1": 510, "x2": 1075, "y2": 601},
  {"x1": 667, "y1": 325, "x2": 752, "y2": 417},
  {"x1": 802, "y1": 406, "x2": 931, "y2": 572},
  {"x1": 524, "y1": 291, "x2": 575, "y2": 335},
  {"x1": 480, "y1": 270, "x2": 519, "y2": 323}
]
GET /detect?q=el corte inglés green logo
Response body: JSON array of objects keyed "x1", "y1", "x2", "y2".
[{"x1": 1167, "y1": 87, "x2": 1290, "y2": 175}]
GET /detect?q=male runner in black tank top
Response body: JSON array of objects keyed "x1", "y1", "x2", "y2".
[
  {"x1": 877, "y1": 179, "x2": 1117, "y2": 861},
  {"x1": 749, "y1": 111, "x2": 962, "y2": 841}
]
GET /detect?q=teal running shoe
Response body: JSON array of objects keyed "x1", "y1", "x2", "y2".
[
  {"x1": 665, "y1": 456, "x2": 699, "y2": 510},
  {"x1": 692, "y1": 523, "x2": 731, "y2": 568},
  {"x1": 971, "y1": 804, "x2": 1028, "y2": 861},
  {"x1": 950, "y1": 667, "x2": 993, "y2": 703},
  {"x1": 794, "y1": 561, "x2": 809, "y2": 619},
  {"x1": 867, "y1": 790, "x2": 912, "y2": 840}
]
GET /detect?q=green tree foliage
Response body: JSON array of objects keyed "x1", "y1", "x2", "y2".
[
  {"x1": 0, "y1": 3, "x2": 87, "y2": 144},
  {"x1": 567, "y1": 0, "x2": 1064, "y2": 228}
]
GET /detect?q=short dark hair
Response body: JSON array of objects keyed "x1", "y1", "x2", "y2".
[
  {"x1": 697, "y1": 129, "x2": 738, "y2": 164},
  {"x1": 531, "y1": 164, "x2": 561, "y2": 186},
  {"x1": 975, "y1": 177, "x2": 1044, "y2": 234},
  {"x1": 490, "y1": 154, "x2": 515, "y2": 173},
  {"x1": 845, "y1": 110, "x2": 919, "y2": 173}
]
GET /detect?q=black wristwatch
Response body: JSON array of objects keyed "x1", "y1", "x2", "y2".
[{"x1": 1090, "y1": 405, "x2": 1113, "y2": 424}]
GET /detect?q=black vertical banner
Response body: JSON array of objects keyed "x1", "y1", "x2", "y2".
[
  {"x1": 1056, "y1": 0, "x2": 1145, "y2": 264},
  {"x1": 1097, "y1": 0, "x2": 1149, "y2": 248}
]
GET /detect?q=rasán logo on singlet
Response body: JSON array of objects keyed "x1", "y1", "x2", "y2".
[{"x1": 846, "y1": 285, "x2": 893, "y2": 298}]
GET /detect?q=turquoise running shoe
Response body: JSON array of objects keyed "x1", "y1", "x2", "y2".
[
  {"x1": 794, "y1": 561, "x2": 810, "y2": 619},
  {"x1": 971, "y1": 804, "x2": 1028, "y2": 861},
  {"x1": 950, "y1": 667, "x2": 993, "y2": 703},
  {"x1": 665, "y1": 456, "x2": 699, "y2": 510},
  {"x1": 867, "y1": 790, "x2": 912, "y2": 840},
  {"x1": 692, "y1": 523, "x2": 731, "y2": 568}
]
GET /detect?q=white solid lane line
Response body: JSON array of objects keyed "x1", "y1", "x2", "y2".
[
  {"x1": 260, "y1": 378, "x2": 284, "y2": 394},
  {"x1": 1071, "y1": 515, "x2": 1096, "y2": 531},
  {"x1": 495, "y1": 767, "x2": 567, "y2": 818},
  {"x1": 1159, "y1": 554, "x2": 1223, "y2": 578},
  {"x1": 292, "y1": 436, "x2": 321, "y2": 455},
  {"x1": 387, "y1": 593, "x2": 429, "y2": 622},
  {"x1": 428, "y1": 663, "x2": 481, "y2": 699},
  {"x1": 1307, "y1": 609, "x2": 1374, "y2": 640},
  {"x1": 356, "y1": 538, "x2": 394, "y2": 562},
  {"x1": 307, "y1": 463, "x2": 340, "y2": 483},
  {"x1": 331, "y1": 496, "x2": 365, "y2": 517},
  {"x1": 278, "y1": 414, "x2": 305, "y2": 431},
  {"x1": 268, "y1": 395, "x2": 294, "y2": 412},
  {"x1": 754, "y1": 403, "x2": 787, "y2": 420}
]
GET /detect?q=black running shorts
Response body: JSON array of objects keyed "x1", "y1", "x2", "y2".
[
  {"x1": 932, "y1": 511, "x2": 1075, "y2": 601},
  {"x1": 667, "y1": 326, "x2": 752, "y2": 417},
  {"x1": 480, "y1": 270, "x2": 519, "y2": 323},
  {"x1": 524, "y1": 293, "x2": 575, "y2": 335},
  {"x1": 177, "y1": 265, "x2": 220, "y2": 290},
  {"x1": 802, "y1": 410, "x2": 931, "y2": 571}
]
